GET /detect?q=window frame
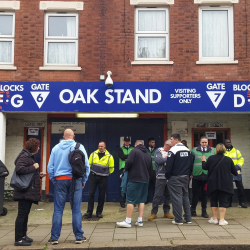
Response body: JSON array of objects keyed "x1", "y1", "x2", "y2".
[
  {"x1": 0, "y1": 12, "x2": 15, "y2": 65},
  {"x1": 44, "y1": 12, "x2": 79, "y2": 67},
  {"x1": 199, "y1": 5, "x2": 234, "y2": 62},
  {"x1": 134, "y1": 7, "x2": 169, "y2": 61}
]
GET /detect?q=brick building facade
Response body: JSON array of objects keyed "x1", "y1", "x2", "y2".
[{"x1": 1, "y1": 0, "x2": 250, "y2": 202}]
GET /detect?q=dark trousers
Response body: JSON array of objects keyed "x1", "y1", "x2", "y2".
[
  {"x1": 147, "y1": 170, "x2": 156, "y2": 202},
  {"x1": 191, "y1": 179, "x2": 207, "y2": 210},
  {"x1": 87, "y1": 173, "x2": 108, "y2": 215},
  {"x1": 15, "y1": 199, "x2": 33, "y2": 242},
  {"x1": 119, "y1": 169, "x2": 126, "y2": 205},
  {"x1": 229, "y1": 180, "x2": 245, "y2": 204}
]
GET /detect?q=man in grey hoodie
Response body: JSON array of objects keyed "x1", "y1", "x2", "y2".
[{"x1": 148, "y1": 140, "x2": 174, "y2": 221}]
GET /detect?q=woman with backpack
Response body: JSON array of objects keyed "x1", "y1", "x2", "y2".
[
  {"x1": 13, "y1": 138, "x2": 46, "y2": 246},
  {"x1": 201, "y1": 143, "x2": 240, "y2": 226}
]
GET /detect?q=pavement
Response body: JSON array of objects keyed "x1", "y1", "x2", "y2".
[{"x1": 1, "y1": 201, "x2": 250, "y2": 249}]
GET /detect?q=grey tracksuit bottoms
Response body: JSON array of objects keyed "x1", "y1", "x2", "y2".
[
  {"x1": 151, "y1": 179, "x2": 171, "y2": 215},
  {"x1": 168, "y1": 175, "x2": 191, "y2": 223}
]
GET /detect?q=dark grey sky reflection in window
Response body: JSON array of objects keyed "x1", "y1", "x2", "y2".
[{"x1": 0, "y1": 15, "x2": 13, "y2": 36}]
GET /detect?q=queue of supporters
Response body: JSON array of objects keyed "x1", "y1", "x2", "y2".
[{"x1": 11, "y1": 129, "x2": 246, "y2": 246}]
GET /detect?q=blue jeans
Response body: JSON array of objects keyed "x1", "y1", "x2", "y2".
[{"x1": 51, "y1": 179, "x2": 83, "y2": 240}]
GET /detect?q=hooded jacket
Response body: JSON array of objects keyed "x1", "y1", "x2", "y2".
[
  {"x1": 13, "y1": 149, "x2": 40, "y2": 203},
  {"x1": 125, "y1": 144, "x2": 152, "y2": 183},
  {"x1": 47, "y1": 139, "x2": 90, "y2": 184}
]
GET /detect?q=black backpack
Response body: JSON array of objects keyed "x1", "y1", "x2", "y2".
[{"x1": 68, "y1": 143, "x2": 86, "y2": 179}]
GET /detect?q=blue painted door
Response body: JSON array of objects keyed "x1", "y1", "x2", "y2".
[{"x1": 48, "y1": 118, "x2": 164, "y2": 202}]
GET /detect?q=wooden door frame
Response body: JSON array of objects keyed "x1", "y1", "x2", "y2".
[
  {"x1": 191, "y1": 128, "x2": 230, "y2": 148},
  {"x1": 23, "y1": 127, "x2": 44, "y2": 194}
]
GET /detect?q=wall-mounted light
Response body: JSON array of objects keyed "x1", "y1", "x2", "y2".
[
  {"x1": 76, "y1": 113, "x2": 139, "y2": 118},
  {"x1": 105, "y1": 71, "x2": 113, "y2": 88}
]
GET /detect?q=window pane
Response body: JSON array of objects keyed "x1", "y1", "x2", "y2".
[
  {"x1": 0, "y1": 41, "x2": 12, "y2": 63},
  {"x1": 48, "y1": 16, "x2": 76, "y2": 37},
  {"x1": 202, "y1": 10, "x2": 229, "y2": 57},
  {"x1": 138, "y1": 10, "x2": 166, "y2": 32},
  {"x1": 47, "y1": 42, "x2": 76, "y2": 64},
  {"x1": 0, "y1": 15, "x2": 13, "y2": 36},
  {"x1": 138, "y1": 37, "x2": 166, "y2": 58}
]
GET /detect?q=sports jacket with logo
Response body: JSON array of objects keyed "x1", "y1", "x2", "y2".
[
  {"x1": 224, "y1": 147, "x2": 244, "y2": 181},
  {"x1": 165, "y1": 143, "x2": 193, "y2": 180},
  {"x1": 89, "y1": 149, "x2": 114, "y2": 176}
]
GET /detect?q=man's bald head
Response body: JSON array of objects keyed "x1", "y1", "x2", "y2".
[
  {"x1": 63, "y1": 128, "x2": 75, "y2": 140},
  {"x1": 135, "y1": 140, "x2": 143, "y2": 147}
]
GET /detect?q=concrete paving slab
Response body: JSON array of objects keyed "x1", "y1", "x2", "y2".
[
  {"x1": 115, "y1": 228, "x2": 136, "y2": 234},
  {"x1": 223, "y1": 225, "x2": 246, "y2": 229},
  {"x1": 93, "y1": 228, "x2": 114, "y2": 233},
  {"x1": 96, "y1": 223, "x2": 115, "y2": 229},
  {"x1": 180, "y1": 229, "x2": 206, "y2": 235},
  {"x1": 230, "y1": 234, "x2": 250, "y2": 239},
  {"x1": 205, "y1": 231, "x2": 231, "y2": 237},
  {"x1": 226, "y1": 229, "x2": 250, "y2": 234},
  {"x1": 113, "y1": 234, "x2": 136, "y2": 240},
  {"x1": 137, "y1": 230, "x2": 159, "y2": 236},
  {"x1": 89, "y1": 236, "x2": 113, "y2": 242},
  {"x1": 184, "y1": 234, "x2": 210, "y2": 240},
  {"x1": 91, "y1": 231, "x2": 114, "y2": 237},
  {"x1": 160, "y1": 232, "x2": 184, "y2": 239},
  {"x1": 137, "y1": 236, "x2": 161, "y2": 241},
  {"x1": 136, "y1": 226, "x2": 158, "y2": 231}
]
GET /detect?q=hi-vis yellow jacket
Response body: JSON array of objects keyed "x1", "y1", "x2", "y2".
[
  {"x1": 89, "y1": 149, "x2": 114, "y2": 176},
  {"x1": 224, "y1": 147, "x2": 244, "y2": 181}
]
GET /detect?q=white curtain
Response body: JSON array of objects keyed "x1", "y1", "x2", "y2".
[
  {"x1": 66, "y1": 17, "x2": 75, "y2": 37},
  {"x1": 138, "y1": 10, "x2": 166, "y2": 31},
  {"x1": 47, "y1": 42, "x2": 76, "y2": 64},
  {"x1": 0, "y1": 41, "x2": 12, "y2": 63},
  {"x1": 202, "y1": 10, "x2": 229, "y2": 57},
  {"x1": 138, "y1": 37, "x2": 166, "y2": 58}
]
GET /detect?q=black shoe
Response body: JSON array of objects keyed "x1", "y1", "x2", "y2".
[
  {"x1": 83, "y1": 212, "x2": 92, "y2": 219},
  {"x1": 22, "y1": 235, "x2": 33, "y2": 242},
  {"x1": 75, "y1": 236, "x2": 87, "y2": 244},
  {"x1": 238, "y1": 203, "x2": 248, "y2": 208},
  {"x1": 191, "y1": 208, "x2": 197, "y2": 217},
  {"x1": 14, "y1": 240, "x2": 31, "y2": 246},
  {"x1": 96, "y1": 213, "x2": 103, "y2": 218},
  {"x1": 48, "y1": 238, "x2": 59, "y2": 245},
  {"x1": 228, "y1": 203, "x2": 232, "y2": 207},
  {"x1": 202, "y1": 209, "x2": 209, "y2": 218},
  {"x1": 120, "y1": 203, "x2": 125, "y2": 208}
]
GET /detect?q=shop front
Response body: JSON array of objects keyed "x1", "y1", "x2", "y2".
[{"x1": 1, "y1": 81, "x2": 250, "y2": 201}]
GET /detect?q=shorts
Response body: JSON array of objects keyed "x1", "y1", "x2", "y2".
[
  {"x1": 210, "y1": 190, "x2": 231, "y2": 208},
  {"x1": 126, "y1": 182, "x2": 149, "y2": 204}
]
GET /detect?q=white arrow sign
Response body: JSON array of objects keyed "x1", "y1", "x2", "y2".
[
  {"x1": 30, "y1": 91, "x2": 50, "y2": 109},
  {"x1": 206, "y1": 91, "x2": 226, "y2": 108}
]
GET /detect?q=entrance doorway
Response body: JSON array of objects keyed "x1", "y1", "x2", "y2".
[
  {"x1": 192, "y1": 128, "x2": 230, "y2": 148},
  {"x1": 47, "y1": 118, "x2": 165, "y2": 202}
]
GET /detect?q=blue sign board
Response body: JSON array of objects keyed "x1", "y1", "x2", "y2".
[{"x1": 0, "y1": 81, "x2": 250, "y2": 112}]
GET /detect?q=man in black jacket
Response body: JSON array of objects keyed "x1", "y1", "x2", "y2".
[
  {"x1": 116, "y1": 140, "x2": 152, "y2": 228},
  {"x1": 165, "y1": 133, "x2": 193, "y2": 225}
]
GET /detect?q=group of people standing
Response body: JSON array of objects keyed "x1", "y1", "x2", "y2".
[{"x1": 12, "y1": 128, "x2": 247, "y2": 246}]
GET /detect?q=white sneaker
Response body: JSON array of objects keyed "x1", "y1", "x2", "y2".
[
  {"x1": 116, "y1": 221, "x2": 132, "y2": 228},
  {"x1": 219, "y1": 220, "x2": 228, "y2": 226},
  {"x1": 184, "y1": 220, "x2": 192, "y2": 224},
  {"x1": 208, "y1": 218, "x2": 218, "y2": 224},
  {"x1": 172, "y1": 220, "x2": 183, "y2": 225},
  {"x1": 135, "y1": 221, "x2": 143, "y2": 227}
]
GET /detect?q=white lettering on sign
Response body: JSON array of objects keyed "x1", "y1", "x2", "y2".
[
  {"x1": 104, "y1": 89, "x2": 161, "y2": 104},
  {"x1": 24, "y1": 122, "x2": 45, "y2": 127},
  {"x1": 180, "y1": 152, "x2": 188, "y2": 157},
  {"x1": 59, "y1": 89, "x2": 99, "y2": 104},
  {"x1": 0, "y1": 85, "x2": 24, "y2": 91},
  {"x1": 233, "y1": 84, "x2": 250, "y2": 91},
  {"x1": 207, "y1": 83, "x2": 225, "y2": 90},
  {"x1": 234, "y1": 94, "x2": 245, "y2": 107},
  {"x1": 11, "y1": 94, "x2": 23, "y2": 108},
  {"x1": 170, "y1": 89, "x2": 200, "y2": 104},
  {"x1": 30, "y1": 91, "x2": 50, "y2": 109},
  {"x1": 31, "y1": 84, "x2": 49, "y2": 91}
]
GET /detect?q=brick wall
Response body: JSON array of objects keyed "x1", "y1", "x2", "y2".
[
  {"x1": 0, "y1": 0, "x2": 249, "y2": 82},
  {"x1": 168, "y1": 113, "x2": 250, "y2": 189}
]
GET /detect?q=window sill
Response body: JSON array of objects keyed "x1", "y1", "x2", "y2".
[
  {"x1": 0, "y1": 66, "x2": 17, "y2": 70},
  {"x1": 196, "y1": 60, "x2": 238, "y2": 65},
  {"x1": 131, "y1": 61, "x2": 174, "y2": 65},
  {"x1": 39, "y1": 66, "x2": 82, "y2": 71}
]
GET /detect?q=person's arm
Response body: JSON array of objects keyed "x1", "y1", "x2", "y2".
[
  {"x1": 236, "y1": 150, "x2": 244, "y2": 171},
  {"x1": 47, "y1": 149, "x2": 56, "y2": 184},
  {"x1": 125, "y1": 149, "x2": 135, "y2": 171},
  {"x1": 154, "y1": 150, "x2": 167, "y2": 165},
  {"x1": 79, "y1": 145, "x2": 90, "y2": 185},
  {"x1": 118, "y1": 147, "x2": 128, "y2": 161},
  {"x1": 230, "y1": 159, "x2": 238, "y2": 176},
  {"x1": 15, "y1": 155, "x2": 37, "y2": 175},
  {"x1": 165, "y1": 151, "x2": 174, "y2": 180},
  {"x1": 108, "y1": 155, "x2": 115, "y2": 174},
  {"x1": 201, "y1": 154, "x2": 209, "y2": 170}
]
